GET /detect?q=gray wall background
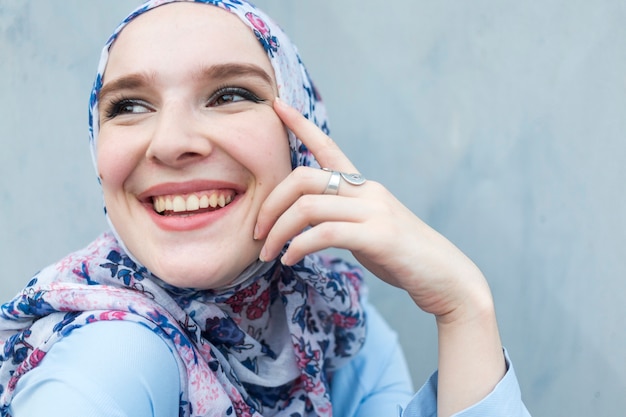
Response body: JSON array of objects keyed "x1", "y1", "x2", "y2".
[{"x1": 1, "y1": 1, "x2": 625, "y2": 415}]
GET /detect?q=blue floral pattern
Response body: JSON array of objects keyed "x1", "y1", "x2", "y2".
[{"x1": 0, "y1": 233, "x2": 365, "y2": 416}]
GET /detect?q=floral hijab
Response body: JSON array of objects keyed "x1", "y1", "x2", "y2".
[{"x1": 0, "y1": 1, "x2": 366, "y2": 416}]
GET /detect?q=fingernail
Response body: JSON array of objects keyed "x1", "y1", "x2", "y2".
[
  {"x1": 274, "y1": 96, "x2": 285, "y2": 108},
  {"x1": 259, "y1": 245, "x2": 269, "y2": 263},
  {"x1": 253, "y1": 224, "x2": 260, "y2": 240}
]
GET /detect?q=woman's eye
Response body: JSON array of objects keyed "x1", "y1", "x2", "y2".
[
  {"x1": 210, "y1": 87, "x2": 263, "y2": 107},
  {"x1": 105, "y1": 99, "x2": 151, "y2": 118}
]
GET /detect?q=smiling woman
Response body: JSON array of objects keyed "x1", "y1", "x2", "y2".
[
  {"x1": 95, "y1": 4, "x2": 291, "y2": 290},
  {"x1": 0, "y1": 1, "x2": 530, "y2": 417}
]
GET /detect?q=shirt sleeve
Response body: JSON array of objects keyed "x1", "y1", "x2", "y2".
[
  {"x1": 9, "y1": 320, "x2": 180, "y2": 417},
  {"x1": 400, "y1": 349, "x2": 532, "y2": 417}
]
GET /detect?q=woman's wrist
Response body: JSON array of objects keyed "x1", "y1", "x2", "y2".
[
  {"x1": 434, "y1": 276, "x2": 496, "y2": 326},
  {"x1": 432, "y1": 281, "x2": 506, "y2": 417}
]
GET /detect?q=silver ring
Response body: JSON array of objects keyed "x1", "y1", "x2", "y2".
[
  {"x1": 322, "y1": 168, "x2": 366, "y2": 195},
  {"x1": 323, "y1": 170, "x2": 341, "y2": 195}
]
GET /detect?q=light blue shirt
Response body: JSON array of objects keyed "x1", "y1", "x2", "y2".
[{"x1": 10, "y1": 303, "x2": 530, "y2": 416}]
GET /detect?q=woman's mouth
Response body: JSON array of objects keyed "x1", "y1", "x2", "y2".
[{"x1": 152, "y1": 190, "x2": 235, "y2": 216}]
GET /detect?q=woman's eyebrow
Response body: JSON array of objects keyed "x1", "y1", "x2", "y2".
[
  {"x1": 98, "y1": 63, "x2": 274, "y2": 102},
  {"x1": 195, "y1": 63, "x2": 274, "y2": 86},
  {"x1": 98, "y1": 72, "x2": 155, "y2": 102}
]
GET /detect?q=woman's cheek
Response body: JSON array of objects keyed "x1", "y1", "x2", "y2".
[{"x1": 96, "y1": 133, "x2": 138, "y2": 188}]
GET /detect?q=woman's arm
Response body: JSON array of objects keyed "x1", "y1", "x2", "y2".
[
  {"x1": 257, "y1": 98, "x2": 525, "y2": 416},
  {"x1": 435, "y1": 297, "x2": 505, "y2": 416},
  {"x1": 403, "y1": 348, "x2": 530, "y2": 417},
  {"x1": 332, "y1": 301, "x2": 530, "y2": 417}
]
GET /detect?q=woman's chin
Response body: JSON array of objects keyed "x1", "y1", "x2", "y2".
[{"x1": 147, "y1": 254, "x2": 260, "y2": 290}]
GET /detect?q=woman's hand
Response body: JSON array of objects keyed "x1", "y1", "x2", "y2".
[
  {"x1": 255, "y1": 98, "x2": 506, "y2": 416},
  {"x1": 255, "y1": 98, "x2": 488, "y2": 323}
]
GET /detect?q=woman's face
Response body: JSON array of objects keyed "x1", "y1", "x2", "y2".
[{"x1": 96, "y1": 3, "x2": 292, "y2": 289}]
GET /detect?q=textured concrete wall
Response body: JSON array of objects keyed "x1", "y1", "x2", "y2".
[{"x1": 1, "y1": 1, "x2": 625, "y2": 415}]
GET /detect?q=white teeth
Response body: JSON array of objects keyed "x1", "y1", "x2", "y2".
[
  {"x1": 186, "y1": 194, "x2": 200, "y2": 211},
  {"x1": 155, "y1": 198, "x2": 165, "y2": 213},
  {"x1": 209, "y1": 193, "x2": 217, "y2": 208},
  {"x1": 172, "y1": 196, "x2": 186, "y2": 212},
  {"x1": 153, "y1": 192, "x2": 234, "y2": 214}
]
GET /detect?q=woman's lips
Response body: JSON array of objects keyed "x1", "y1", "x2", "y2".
[
  {"x1": 138, "y1": 181, "x2": 245, "y2": 231},
  {"x1": 144, "y1": 189, "x2": 241, "y2": 232}
]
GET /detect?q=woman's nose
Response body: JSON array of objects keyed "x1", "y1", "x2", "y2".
[{"x1": 145, "y1": 104, "x2": 213, "y2": 167}]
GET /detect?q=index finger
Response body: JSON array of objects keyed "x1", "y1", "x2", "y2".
[{"x1": 273, "y1": 98, "x2": 358, "y2": 173}]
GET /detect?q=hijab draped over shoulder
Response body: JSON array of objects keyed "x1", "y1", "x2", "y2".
[{"x1": 0, "y1": 1, "x2": 366, "y2": 416}]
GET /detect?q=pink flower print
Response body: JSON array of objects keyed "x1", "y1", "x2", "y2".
[
  {"x1": 57, "y1": 253, "x2": 88, "y2": 273},
  {"x1": 297, "y1": 374, "x2": 316, "y2": 392},
  {"x1": 245, "y1": 287, "x2": 270, "y2": 320},
  {"x1": 232, "y1": 398, "x2": 255, "y2": 417},
  {"x1": 225, "y1": 282, "x2": 260, "y2": 313},
  {"x1": 293, "y1": 338, "x2": 321, "y2": 372},
  {"x1": 7, "y1": 375, "x2": 19, "y2": 392},
  {"x1": 245, "y1": 12, "x2": 279, "y2": 56},
  {"x1": 245, "y1": 12, "x2": 270, "y2": 37},
  {"x1": 344, "y1": 271, "x2": 362, "y2": 291},
  {"x1": 98, "y1": 310, "x2": 127, "y2": 321},
  {"x1": 331, "y1": 312, "x2": 359, "y2": 329},
  {"x1": 310, "y1": 379, "x2": 326, "y2": 396},
  {"x1": 27, "y1": 348, "x2": 46, "y2": 369}
]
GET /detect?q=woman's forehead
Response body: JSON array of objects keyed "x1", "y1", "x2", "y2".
[
  {"x1": 103, "y1": 2, "x2": 275, "y2": 82},
  {"x1": 112, "y1": 2, "x2": 248, "y2": 44}
]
